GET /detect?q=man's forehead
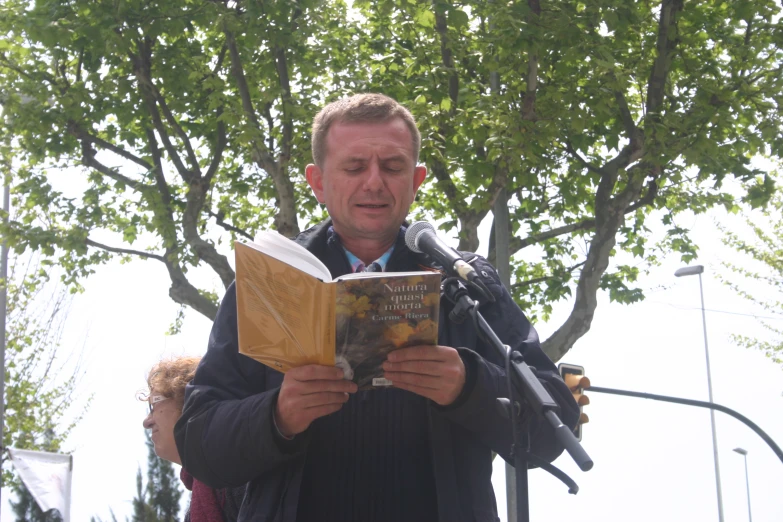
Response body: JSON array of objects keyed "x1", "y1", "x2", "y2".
[{"x1": 327, "y1": 120, "x2": 414, "y2": 153}]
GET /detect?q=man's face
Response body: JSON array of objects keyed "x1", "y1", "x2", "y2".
[{"x1": 306, "y1": 119, "x2": 427, "y2": 243}]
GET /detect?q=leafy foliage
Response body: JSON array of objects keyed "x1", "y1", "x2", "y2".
[
  {"x1": 719, "y1": 181, "x2": 783, "y2": 368},
  {"x1": 1, "y1": 0, "x2": 781, "y2": 360},
  {"x1": 1, "y1": 255, "x2": 88, "y2": 488}
]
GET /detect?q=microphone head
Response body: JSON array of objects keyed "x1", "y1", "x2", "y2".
[{"x1": 405, "y1": 221, "x2": 435, "y2": 253}]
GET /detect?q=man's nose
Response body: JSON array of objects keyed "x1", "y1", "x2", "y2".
[
  {"x1": 143, "y1": 412, "x2": 154, "y2": 429},
  {"x1": 363, "y1": 162, "x2": 385, "y2": 191}
]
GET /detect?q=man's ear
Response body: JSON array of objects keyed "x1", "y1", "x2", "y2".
[
  {"x1": 305, "y1": 164, "x2": 325, "y2": 203},
  {"x1": 413, "y1": 165, "x2": 427, "y2": 194}
]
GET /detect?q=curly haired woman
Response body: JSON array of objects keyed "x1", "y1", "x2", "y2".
[{"x1": 143, "y1": 356, "x2": 243, "y2": 522}]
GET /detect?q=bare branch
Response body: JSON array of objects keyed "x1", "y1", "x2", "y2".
[
  {"x1": 209, "y1": 210, "x2": 252, "y2": 240},
  {"x1": 69, "y1": 122, "x2": 153, "y2": 172},
  {"x1": 181, "y1": 179, "x2": 236, "y2": 288},
  {"x1": 510, "y1": 219, "x2": 596, "y2": 254},
  {"x1": 511, "y1": 261, "x2": 586, "y2": 290},
  {"x1": 85, "y1": 238, "x2": 165, "y2": 262},
  {"x1": 151, "y1": 84, "x2": 200, "y2": 172},
  {"x1": 130, "y1": 38, "x2": 192, "y2": 182},
  {"x1": 144, "y1": 126, "x2": 173, "y2": 210},
  {"x1": 79, "y1": 140, "x2": 150, "y2": 192},
  {"x1": 224, "y1": 27, "x2": 262, "y2": 131},
  {"x1": 224, "y1": 25, "x2": 298, "y2": 236}
]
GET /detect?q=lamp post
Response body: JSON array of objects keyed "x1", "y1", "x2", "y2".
[
  {"x1": 674, "y1": 264, "x2": 724, "y2": 522},
  {"x1": 733, "y1": 448, "x2": 752, "y2": 522}
]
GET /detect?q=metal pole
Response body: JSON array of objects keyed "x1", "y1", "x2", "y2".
[
  {"x1": 1, "y1": 182, "x2": 10, "y2": 512},
  {"x1": 495, "y1": 189, "x2": 516, "y2": 522},
  {"x1": 742, "y1": 452, "x2": 752, "y2": 522},
  {"x1": 698, "y1": 273, "x2": 724, "y2": 522},
  {"x1": 488, "y1": 35, "x2": 516, "y2": 522}
]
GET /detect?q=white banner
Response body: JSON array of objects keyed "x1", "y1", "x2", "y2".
[{"x1": 7, "y1": 447, "x2": 72, "y2": 522}]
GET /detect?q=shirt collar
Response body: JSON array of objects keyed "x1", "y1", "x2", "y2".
[{"x1": 327, "y1": 225, "x2": 400, "y2": 273}]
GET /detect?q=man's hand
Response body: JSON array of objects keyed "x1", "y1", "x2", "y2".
[
  {"x1": 275, "y1": 365, "x2": 358, "y2": 437},
  {"x1": 383, "y1": 345, "x2": 466, "y2": 406}
]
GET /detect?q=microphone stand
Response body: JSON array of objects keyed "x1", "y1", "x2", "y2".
[{"x1": 442, "y1": 278, "x2": 593, "y2": 522}]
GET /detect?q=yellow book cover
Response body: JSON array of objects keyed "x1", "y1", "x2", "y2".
[{"x1": 235, "y1": 231, "x2": 441, "y2": 388}]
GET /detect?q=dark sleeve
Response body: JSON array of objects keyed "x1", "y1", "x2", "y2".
[
  {"x1": 174, "y1": 282, "x2": 308, "y2": 489},
  {"x1": 434, "y1": 257, "x2": 580, "y2": 464}
]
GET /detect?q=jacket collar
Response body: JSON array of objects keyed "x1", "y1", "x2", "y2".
[{"x1": 292, "y1": 219, "x2": 436, "y2": 278}]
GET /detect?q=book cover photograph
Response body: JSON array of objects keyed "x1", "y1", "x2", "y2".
[
  {"x1": 234, "y1": 231, "x2": 441, "y2": 388},
  {"x1": 334, "y1": 274, "x2": 440, "y2": 389}
]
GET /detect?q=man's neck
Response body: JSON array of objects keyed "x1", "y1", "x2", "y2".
[{"x1": 336, "y1": 233, "x2": 397, "y2": 265}]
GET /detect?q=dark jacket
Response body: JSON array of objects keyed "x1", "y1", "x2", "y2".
[{"x1": 174, "y1": 220, "x2": 579, "y2": 522}]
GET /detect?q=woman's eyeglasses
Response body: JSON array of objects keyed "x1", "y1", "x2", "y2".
[{"x1": 148, "y1": 395, "x2": 169, "y2": 414}]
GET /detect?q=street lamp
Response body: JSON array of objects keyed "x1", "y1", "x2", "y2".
[
  {"x1": 675, "y1": 264, "x2": 724, "y2": 522},
  {"x1": 733, "y1": 448, "x2": 752, "y2": 522}
]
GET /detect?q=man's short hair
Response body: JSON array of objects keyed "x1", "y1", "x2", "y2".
[{"x1": 311, "y1": 93, "x2": 421, "y2": 167}]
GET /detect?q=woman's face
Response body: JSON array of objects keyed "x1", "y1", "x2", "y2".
[{"x1": 142, "y1": 392, "x2": 181, "y2": 465}]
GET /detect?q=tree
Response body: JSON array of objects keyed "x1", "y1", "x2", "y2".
[
  {"x1": 144, "y1": 431, "x2": 182, "y2": 522},
  {"x1": 1, "y1": 0, "x2": 780, "y2": 361},
  {"x1": 1, "y1": 254, "x2": 87, "y2": 488},
  {"x1": 719, "y1": 180, "x2": 782, "y2": 368},
  {"x1": 131, "y1": 432, "x2": 182, "y2": 522},
  {"x1": 10, "y1": 486, "x2": 63, "y2": 522}
]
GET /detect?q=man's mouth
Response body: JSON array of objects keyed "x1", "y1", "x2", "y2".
[{"x1": 357, "y1": 203, "x2": 388, "y2": 208}]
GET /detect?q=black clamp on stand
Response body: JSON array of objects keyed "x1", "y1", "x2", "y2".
[{"x1": 442, "y1": 277, "x2": 593, "y2": 522}]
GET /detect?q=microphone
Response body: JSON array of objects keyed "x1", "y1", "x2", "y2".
[{"x1": 405, "y1": 221, "x2": 495, "y2": 302}]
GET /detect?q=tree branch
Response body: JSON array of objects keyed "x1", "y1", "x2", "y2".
[
  {"x1": 614, "y1": 88, "x2": 638, "y2": 139},
  {"x1": 204, "y1": 108, "x2": 227, "y2": 185},
  {"x1": 433, "y1": 3, "x2": 459, "y2": 110},
  {"x1": 181, "y1": 178, "x2": 236, "y2": 289},
  {"x1": 521, "y1": 0, "x2": 541, "y2": 120},
  {"x1": 151, "y1": 83, "x2": 200, "y2": 172},
  {"x1": 79, "y1": 140, "x2": 151, "y2": 192},
  {"x1": 85, "y1": 238, "x2": 165, "y2": 262},
  {"x1": 509, "y1": 219, "x2": 596, "y2": 253},
  {"x1": 274, "y1": 45, "x2": 294, "y2": 164},
  {"x1": 162, "y1": 246, "x2": 219, "y2": 319},
  {"x1": 646, "y1": 0, "x2": 684, "y2": 116},
  {"x1": 565, "y1": 141, "x2": 602, "y2": 174},
  {"x1": 209, "y1": 210, "x2": 252, "y2": 240},
  {"x1": 511, "y1": 261, "x2": 586, "y2": 290},
  {"x1": 144, "y1": 127, "x2": 173, "y2": 209},
  {"x1": 130, "y1": 38, "x2": 193, "y2": 182},
  {"x1": 223, "y1": 23, "x2": 298, "y2": 236},
  {"x1": 68, "y1": 122, "x2": 153, "y2": 172}
]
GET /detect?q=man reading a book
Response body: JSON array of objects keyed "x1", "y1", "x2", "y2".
[{"x1": 175, "y1": 93, "x2": 579, "y2": 522}]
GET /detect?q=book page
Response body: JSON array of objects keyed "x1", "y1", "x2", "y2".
[
  {"x1": 336, "y1": 270, "x2": 431, "y2": 281},
  {"x1": 245, "y1": 231, "x2": 332, "y2": 282},
  {"x1": 333, "y1": 271, "x2": 441, "y2": 389},
  {"x1": 235, "y1": 242, "x2": 335, "y2": 372}
]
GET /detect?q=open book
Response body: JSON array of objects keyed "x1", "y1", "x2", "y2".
[{"x1": 235, "y1": 231, "x2": 441, "y2": 389}]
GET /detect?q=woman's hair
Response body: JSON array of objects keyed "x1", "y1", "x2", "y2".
[{"x1": 142, "y1": 356, "x2": 201, "y2": 411}]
